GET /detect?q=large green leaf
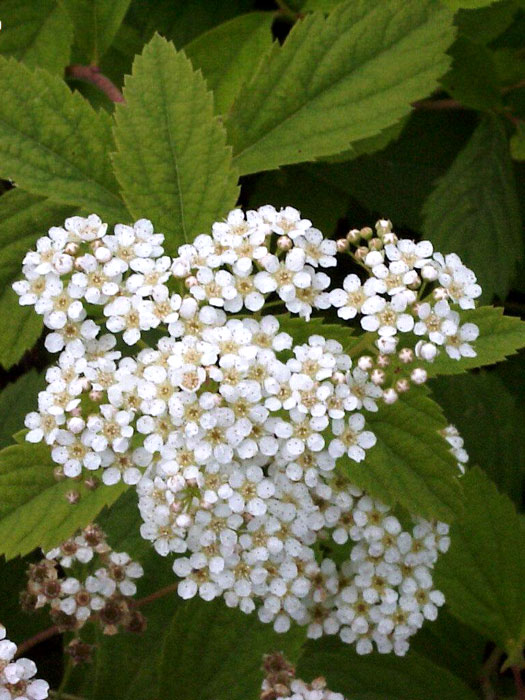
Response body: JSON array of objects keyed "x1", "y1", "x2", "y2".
[
  {"x1": 455, "y1": 1, "x2": 518, "y2": 45},
  {"x1": 440, "y1": 37, "x2": 502, "y2": 111},
  {"x1": 297, "y1": 638, "x2": 478, "y2": 699},
  {"x1": 64, "y1": 0, "x2": 132, "y2": 63},
  {"x1": 226, "y1": 0, "x2": 455, "y2": 175},
  {"x1": 428, "y1": 307, "x2": 525, "y2": 376},
  {"x1": 435, "y1": 468, "x2": 525, "y2": 666},
  {"x1": 0, "y1": 442, "x2": 127, "y2": 559},
  {"x1": 184, "y1": 13, "x2": 274, "y2": 115},
  {"x1": 112, "y1": 34, "x2": 239, "y2": 252},
  {"x1": 431, "y1": 371, "x2": 525, "y2": 507},
  {"x1": 444, "y1": 0, "x2": 501, "y2": 8},
  {"x1": 0, "y1": 370, "x2": 47, "y2": 449},
  {"x1": 0, "y1": 58, "x2": 128, "y2": 221},
  {"x1": 304, "y1": 109, "x2": 475, "y2": 232},
  {"x1": 0, "y1": 0, "x2": 73, "y2": 73},
  {"x1": 342, "y1": 387, "x2": 462, "y2": 521},
  {"x1": 411, "y1": 609, "x2": 486, "y2": 686},
  {"x1": 0, "y1": 189, "x2": 78, "y2": 369},
  {"x1": 422, "y1": 116, "x2": 522, "y2": 301},
  {"x1": 158, "y1": 599, "x2": 305, "y2": 700}
]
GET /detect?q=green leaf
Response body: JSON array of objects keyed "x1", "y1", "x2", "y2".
[
  {"x1": 431, "y1": 371, "x2": 525, "y2": 507},
  {"x1": 511, "y1": 122, "x2": 525, "y2": 160},
  {"x1": 440, "y1": 37, "x2": 502, "y2": 111},
  {"x1": 127, "y1": 0, "x2": 254, "y2": 48},
  {"x1": 297, "y1": 638, "x2": 478, "y2": 699},
  {"x1": 422, "y1": 116, "x2": 522, "y2": 301},
  {"x1": 226, "y1": 0, "x2": 455, "y2": 175},
  {"x1": 342, "y1": 387, "x2": 461, "y2": 521},
  {"x1": 276, "y1": 315, "x2": 355, "y2": 350},
  {"x1": 0, "y1": 58, "x2": 128, "y2": 221},
  {"x1": 435, "y1": 468, "x2": 525, "y2": 664},
  {"x1": 184, "y1": 13, "x2": 274, "y2": 115},
  {"x1": 428, "y1": 307, "x2": 525, "y2": 375},
  {"x1": 444, "y1": 0, "x2": 504, "y2": 9},
  {"x1": 0, "y1": 189, "x2": 78, "y2": 369},
  {"x1": 0, "y1": 370, "x2": 47, "y2": 449},
  {"x1": 291, "y1": 109, "x2": 476, "y2": 233},
  {"x1": 0, "y1": 442, "x2": 127, "y2": 559},
  {"x1": 158, "y1": 598, "x2": 305, "y2": 700},
  {"x1": 455, "y1": 1, "x2": 518, "y2": 45},
  {"x1": 0, "y1": 0, "x2": 74, "y2": 73},
  {"x1": 64, "y1": 0, "x2": 132, "y2": 63},
  {"x1": 112, "y1": 34, "x2": 239, "y2": 252},
  {"x1": 411, "y1": 609, "x2": 486, "y2": 686}
]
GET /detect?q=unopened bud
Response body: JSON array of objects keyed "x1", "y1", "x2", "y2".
[
  {"x1": 346, "y1": 229, "x2": 360, "y2": 244},
  {"x1": 395, "y1": 379, "x2": 410, "y2": 393},
  {"x1": 360, "y1": 226, "x2": 373, "y2": 241},
  {"x1": 355, "y1": 246, "x2": 369, "y2": 261},
  {"x1": 368, "y1": 237, "x2": 383, "y2": 251},
  {"x1": 411, "y1": 367, "x2": 428, "y2": 385},
  {"x1": 277, "y1": 236, "x2": 293, "y2": 251},
  {"x1": 185, "y1": 275, "x2": 198, "y2": 289},
  {"x1": 383, "y1": 388, "x2": 398, "y2": 404},
  {"x1": 377, "y1": 354, "x2": 390, "y2": 368},
  {"x1": 371, "y1": 369, "x2": 385, "y2": 385},
  {"x1": 357, "y1": 355, "x2": 373, "y2": 371},
  {"x1": 398, "y1": 348, "x2": 414, "y2": 364},
  {"x1": 336, "y1": 238, "x2": 349, "y2": 252},
  {"x1": 65, "y1": 490, "x2": 80, "y2": 505}
]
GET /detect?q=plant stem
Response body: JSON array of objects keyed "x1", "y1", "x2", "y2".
[
  {"x1": 66, "y1": 65, "x2": 124, "y2": 103},
  {"x1": 512, "y1": 666, "x2": 525, "y2": 700},
  {"x1": 479, "y1": 646, "x2": 504, "y2": 700},
  {"x1": 16, "y1": 581, "x2": 180, "y2": 657},
  {"x1": 134, "y1": 582, "x2": 180, "y2": 609},
  {"x1": 55, "y1": 657, "x2": 74, "y2": 700},
  {"x1": 15, "y1": 625, "x2": 60, "y2": 658}
]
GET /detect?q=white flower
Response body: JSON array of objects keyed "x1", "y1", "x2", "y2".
[{"x1": 328, "y1": 414, "x2": 376, "y2": 462}]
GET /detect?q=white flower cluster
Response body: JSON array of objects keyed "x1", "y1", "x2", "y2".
[
  {"x1": 23, "y1": 525, "x2": 145, "y2": 636},
  {"x1": 14, "y1": 206, "x2": 479, "y2": 656},
  {"x1": 260, "y1": 652, "x2": 344, "y2": 700},
  {"x1": 0, "y1": 625, "x2": 48, "y2": 700}
]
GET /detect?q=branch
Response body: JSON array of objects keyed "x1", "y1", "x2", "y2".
[
  {"x1": 15, "y1": 625, "x2": 60, "y2": 658},
  {"x1": 66, "y1": 65, "x2": 124, "y2": 103},
  {"x1": 512, "y1": 666, "x2": 525, "y2": 700},
  {"x1": 15, "y1": 582, "x2": 179, "y2": 657},
  {"x1": 413, "y1": 97, "x2": 466, "y2": 111}
]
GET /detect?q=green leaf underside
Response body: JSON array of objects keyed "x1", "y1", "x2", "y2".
[
  {"x1": 184, "y1": 12, "x2": 274, "y2": 115},
  {"x1": 158, "y1": 598, "x2": 305, "y2": 700},
  {"x1": 0, "y1": 58, "x2": 128, "y2": 221},
  {"x1": 343, "y1": 387, "x2": 461, "y2": 521},
  {"x1": 0, "y1": 189, "x2": 78, "y2": 368},
  {"x1": 422, "y1": 116, "x2": 523, "y2": 301},
  {"x1": 0, "y1": 370, "x2": 47, "y2": 449},
  {"x1": 0, "y1": 442, "x2": 127, "y2": 558},
  {"x1": 64, "y1": 0, "x2": 132, "y2": 63},
  {"x1": 112, "y1": 34, "x2": 239, "y2": 252},
  {"x1": 435, "y1": 468, "x2": 525, "y2": 662},
  {"x1": 0, "y1": 0, "x2": 74, "y2": 73},
  {"x1": 431, "y1": 371, "x2": 525, "y2": 506},
  {"x1": 297, "y1": 638, "x2": 478, "y2": 699},
  {"x1": 427, "y1": 306, "x2": 525, "y2": 376},
  {"x1": 226, "y1": 0, "x2": 456, "y2": 175}
]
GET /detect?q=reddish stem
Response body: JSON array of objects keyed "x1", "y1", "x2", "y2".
[
  {"x1": 15, "y1": 625, "x2": 60, "y2": 658},
  {"x1": 15, "y1": 582, "x2": 179, "y2": 657},
  {"x1": 512, "y1": 666, "x2": 525, "y2": 700},
  {"x1": 412, "y1": 97, "x2": 465, "y2": 111},
  {"x1": 66, "y1": 65, "x2": 124, "y2": 103}
]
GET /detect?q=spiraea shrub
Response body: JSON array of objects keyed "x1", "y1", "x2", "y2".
[{"x1": 0, "y1": 1, "x2": 524, "y2": 699}]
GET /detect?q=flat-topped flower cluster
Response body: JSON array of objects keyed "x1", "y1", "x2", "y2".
[{"x1": 13, "y1": 206, "x2": 478, "y2": 655}]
